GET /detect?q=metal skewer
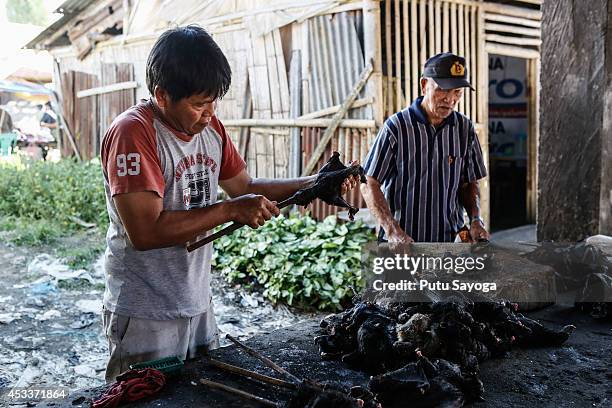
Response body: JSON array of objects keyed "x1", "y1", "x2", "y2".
[
  {"x1": 186, "y1": 197, "x2": 295, "y2": 252},
  {"x1": 225, "y1": 334, "x2": 301, "y2": 384},
  {"x1": 205, "y1": 358, "x2": 297, "y2": 390},
  {"x1": 199, "y1": 378, "x2": 278, "y2": 407}
]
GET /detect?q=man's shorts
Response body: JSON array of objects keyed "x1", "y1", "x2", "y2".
[{"x1": 102, "y1": 303, "x2": 220, "y2": 382}]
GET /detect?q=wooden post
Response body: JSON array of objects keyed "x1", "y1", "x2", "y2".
[
  {"x1": 435, "y1": 0, "x2": 442, "y2": 54},
  {"x1": 428, "y1": 0, "x2": 435, "y2": 57},
  {"x1": 410, "y1": 0, "x2": 418, "y2": 100},
  {"x1": 476, "y1": 3, "x2": 489, "y2": 228},
  {"x1": 384, "y1": 0, "x2": 393, "y2": 117},
  {"x1": 363, "y1": 0, "x2": 383, "y2": 126},
  {"x1": 289, "y1": 50, "x2": 302, "y2": 178},
  {"x1": 403, "y1": 0, "x2": 410, "y2": 103},
  {"x1": 526, "y1": 56, "x2": 540, "y2": 224},
  {"x1": 395, "y1": 0, "x2": 402, "y2": 111}
]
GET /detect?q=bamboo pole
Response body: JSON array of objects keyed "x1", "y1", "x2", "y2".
[
  {"x1": 362, "y1": 0, "x2": 383, "y2": 126},
  {"x1": 476, "y1": 5, "x2": 489, "y2": 227},
  {"x1": 484, "y1": 43, "x2": 540, "y2": 59},
  {"x1": 302, "y1": 61, "x2": 374, "y2": 175},
  {"x1": 470, "y1": 4, "x2": 477, "y2": 119},
  {"x1": 484, "y1": 23, "x2": 540, "y2": 37},
  {"x1": 458, "y1": 3, "x2": 464, "y2": 114},
  {"x1": 385, "y1": 0, "x2": 392, "y2": 117},
  {"x1": 410, "y1": 0, "x2": 418, "y2": 100},
  {"x1": 346, "y1": 126, "x2": 353, "y2": 161},
  {"x1": 435, "y1": 0, "x2": 441, "y2": 54},
  {"x1": 395, "y1": 0, "x2": 402, "y2": 111},
  {"x1": 419, "y1": 0, "x2": 426, "y2": 72},
  {"x1": 485, "y1": 34, "x2": 541, "y2": 47},
  {"x1": 442, "y1": 1, "x2": 449, "y2": 51},
  {"x1": 450, "y1": 2, "x2": 457, "y2": 53},
  {"x1": 484, "y1": 13, "x2": 541, "y2": 28},
  {"x1": 428, "y1": 0, "x2": 434, "y2": 58},
  {"x1": 403, "y1": 0, "x2": 410, "y2": 103},
  {"x1": 464, "y1": 3, "x2": 471, "y2": 119},
  {"x1": 480, "y1": 2, "x2": 541, "y2": 20},
  {"x1": 297, "y1": 98, "x2": 372, "y2": 119},
  {"x1": 224, "y1": 118, "x2": 376, "y2": 129},
  {"x1": 289, "y1": 50, "x2": 302, "y2": 178}
]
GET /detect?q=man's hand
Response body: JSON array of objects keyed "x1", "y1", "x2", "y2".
[
  {"x1": 385, "y1": 223, "x2": 415, "y2": 243},
  {"x1": 226, "y1": 194, "x2": 280, "y2": 229},
  {"x1": 469, "y1": 220, "x2": 490, "y2": 242}
]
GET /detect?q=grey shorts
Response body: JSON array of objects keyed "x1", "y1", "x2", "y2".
[{"x1": 102, "y1": 303, "x2": 220, "y2": 382}]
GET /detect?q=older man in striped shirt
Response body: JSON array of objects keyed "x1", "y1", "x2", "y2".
[{"x1": 361, "y1": 52, "x2": 489, "y2": 243}]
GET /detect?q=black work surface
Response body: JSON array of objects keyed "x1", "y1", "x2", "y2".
[{"x1": 40, "y1": 304, "x2": 611, "y2": 408}]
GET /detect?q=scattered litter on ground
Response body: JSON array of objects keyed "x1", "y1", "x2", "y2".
[
  {"x1": 75, "y1": 299, "x2": 102, "y2": 314},
  {"x1": 0, "y1": 246, "x2": 310, "y2": 392}
]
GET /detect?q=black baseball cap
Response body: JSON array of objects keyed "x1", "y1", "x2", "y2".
[{"x1": 422, "y1": 52, "x2": 475, "y2": 91}]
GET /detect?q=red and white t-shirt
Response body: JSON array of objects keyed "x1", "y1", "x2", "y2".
[{"x1": 101, "y1": 100, "x2": 245, "y2": 319}]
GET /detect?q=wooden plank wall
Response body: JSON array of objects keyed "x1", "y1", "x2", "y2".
[
  {"x1": 98, "y1": 63, "x2": 136, "y2": 154},
  {"x1": 60, "y1": 71, "x2": 99, "y2": 160},
  {"x1": 216, "y1": 28, "x2": 291, "y2": 180}
]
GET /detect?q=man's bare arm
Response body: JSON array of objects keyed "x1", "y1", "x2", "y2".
[
  {"x1": 113, "y1": 191, "x2": 279, "y2": 251},
  {"x1": 458, "y1": 181, "x2": 481, "y2": 219},
  {"x1": 360, "y1": 176, "x2": 413, "y2": 242},
  {"x1": 458, "y1": 180, "x2": 490, "y2": 241},
  {"x1": 220, "y1": 169, "x2": 360, "y2": 201}
]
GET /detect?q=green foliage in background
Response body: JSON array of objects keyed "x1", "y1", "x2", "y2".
[
  {"x1": 0, "y1": 157, "x2": 108, "y2": 246},
  {"x1": 214, "y1": 213, "x2": 375, "y2": 310},
  {"x1": 5, "y1": 0, "x2": 47, "y2": 26}
]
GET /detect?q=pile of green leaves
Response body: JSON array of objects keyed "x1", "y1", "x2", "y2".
[{"x1": 214, "y1": 213, "x2": 375, "y2": 310}]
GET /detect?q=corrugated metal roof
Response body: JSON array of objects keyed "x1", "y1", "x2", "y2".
[{"x1": 24, "y1": 0, "x2": 99, "y2": 49}]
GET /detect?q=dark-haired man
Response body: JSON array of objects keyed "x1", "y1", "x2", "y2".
[
  {"x1": 361, "y1": 52, "x2": 489, "y2": 243},
  {"x1": 100, "y1": 25, "x2": 358, "y2": 381}
]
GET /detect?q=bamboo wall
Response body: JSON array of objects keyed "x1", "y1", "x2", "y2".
[{"x1": 48, "y1": 0, "x2": 541, "y2": 221}]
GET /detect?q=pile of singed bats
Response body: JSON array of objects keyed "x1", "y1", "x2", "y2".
[{"x1": 315, "y1": 299, "x2": 575, "y2": 407}]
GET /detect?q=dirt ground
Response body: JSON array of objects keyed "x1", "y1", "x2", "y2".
[{"x1": 0, "y1": 240, "x2": 305, "y2": 406}]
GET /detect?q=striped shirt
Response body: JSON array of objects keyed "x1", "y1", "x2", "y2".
[{"x1": 363, "y1": 96, "x2": 487, "y2": 242}]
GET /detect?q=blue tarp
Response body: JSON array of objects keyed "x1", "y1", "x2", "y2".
[{"x1": 0, "y1": 80, "x2": 53, "y2": 96}]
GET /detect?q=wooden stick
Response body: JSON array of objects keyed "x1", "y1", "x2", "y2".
[
  {"x1": 384, "y1": 0, "x2": 392, "y2": 117},
  {"x1": 410, "y1": 0, "x2": 418, "y2": 101},
  {"x1": 226, "y1": 334, "x2": 302, "y2": 384},
  {"x1": 222, "y1": 118, "x2": 375, "y2": 129},
  {"x1": 428, "y1": 0, "x2": 435, "y2": 58},
  {"x1": 301, "y1": 61, "x2": 374, "y2": 176},
  {"x1": 485, "y1": 34, "x2": 541, "y2": 46},
  {"x1": 199, "y1": 378, "x2": 278, "y2": 407},
  {"x1": 483, "y1": 13, "x2": 541, "y2": 28},
  {"x1": 395, "y1": 0, "x2": 402, "y2": 111},
  {"x1": 297, "y1": 98, "x2": 372, "y2": 120},
  {"x1": 402, "y1": 0, "x2": 409, "y2": 104},
  {"x1": 186, "y1": 196, "x2": 294, "y2": 252},
  {"x1": 206, "y1": 358, "x2": 297, "y2": 390},
  {"x1": 484, "y1": 23, "x2": 540, "y2": 37},
  {"x1": 484, "y1": 43, "x2": 540, "y2": 59}
]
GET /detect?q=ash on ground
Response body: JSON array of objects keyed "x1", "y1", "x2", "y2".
[{"x1": 0, "y1": 243, "x2": 306, "y2": 394}]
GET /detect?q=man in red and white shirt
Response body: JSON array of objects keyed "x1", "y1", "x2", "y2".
[{"x1": 101, "y1": 25, "x2": 358, "y2": 381}]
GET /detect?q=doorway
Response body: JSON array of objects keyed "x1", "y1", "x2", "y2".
[{"x1": 488, "y1": 54, "x2": 537, "y2": 231}]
